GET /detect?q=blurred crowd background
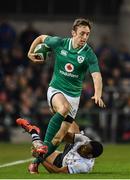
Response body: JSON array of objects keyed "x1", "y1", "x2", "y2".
[{"x1": 0, "y1": 0, "x2": 130, "y2": 143}]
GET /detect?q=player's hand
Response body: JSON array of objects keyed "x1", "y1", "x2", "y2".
[
  {"x1": 28, "y1": 53, "x2": 44, "y2": 63},
  {"x1": 91, "y1": 96, "x2": 106, "y2": 108}
]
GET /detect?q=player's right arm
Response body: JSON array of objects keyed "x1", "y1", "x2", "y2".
[
  {"x1": 28, "y1": 35, "x2": 48, "y2": 62},
  {"x1": 42, "y1": 160, "x2": 69, "y2": 173},
  {"x1": 28, "y1": 35, "x2": 62, "y2": 63},
  {"x1": 43, "y1": 159, "x2": 92, "y2": 174}
]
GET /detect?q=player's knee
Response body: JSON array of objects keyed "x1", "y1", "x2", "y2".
[{"x1": 57, "y1": 103, "x2": 70, "y2": 116}]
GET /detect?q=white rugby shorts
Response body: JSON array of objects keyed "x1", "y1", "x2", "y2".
[{"x1": 47, "y1": 86, "x2": 80, "y2": 118}]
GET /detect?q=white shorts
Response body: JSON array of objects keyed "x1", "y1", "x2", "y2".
[{"x1": 47, "y1": 86, "x2": 80, "y2": 119}]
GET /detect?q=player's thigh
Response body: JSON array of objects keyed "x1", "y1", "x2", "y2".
[{"x1": 52, "y1": 93, "x2": 71, "y2": 113}]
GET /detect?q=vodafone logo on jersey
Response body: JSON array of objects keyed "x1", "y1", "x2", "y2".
[{"x1": 65, "y1": 63, "x2": 74, "y2": 72}]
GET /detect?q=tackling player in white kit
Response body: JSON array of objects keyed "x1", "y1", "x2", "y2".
[
  {"x1": 41, "y1": 132, "x2": 103, "y2": 174},
  {"x1": 16, "y1": 118, "x2": 103, "y2": 174}
]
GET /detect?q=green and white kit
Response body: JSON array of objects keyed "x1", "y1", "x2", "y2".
[
  {"x1": 44, "y1": 36, "x2": 100, "y2": 97},
  {"x1": 43, "y1": 36, "x2": 100, "y2": 117}
]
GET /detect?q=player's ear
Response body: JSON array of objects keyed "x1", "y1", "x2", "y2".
[{"x1": 72, "y1": 30, "x2": 76, "y2": 37}]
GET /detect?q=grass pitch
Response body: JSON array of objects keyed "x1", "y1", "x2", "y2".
[{"x1": 0, "y1": 142, "x2": 130, "y2": 179}]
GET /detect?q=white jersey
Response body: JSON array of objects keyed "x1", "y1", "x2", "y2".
[{"x1": 62, "y1": 134, "x2": 95, "y2": 174}]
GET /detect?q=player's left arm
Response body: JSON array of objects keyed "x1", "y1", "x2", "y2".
[
  {"x1": 42, "y1": 161, "x2": 69, "y2": 173},
  {"x1": 88, "y1": 49, "x2": 105, "y2": 108},
  {"x1": 91, "y1": 72, "x2": 105, "y2": 108}
]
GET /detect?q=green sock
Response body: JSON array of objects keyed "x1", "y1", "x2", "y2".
[
  {"x1": 33, "y1": 113, "x2": 64, "y2": 163},
  {"x1": 33, "y1": 142, "x2": 58, "y2": 164},
  {"x1": 43, "y1": 112, "x2": 64, "y2": 157},
  {"x1": 44, "y1": 112, "x2": 64, "y2": 142},
  {"x1": 33, "y1": 156, "x2": 43, "y2": 164}
]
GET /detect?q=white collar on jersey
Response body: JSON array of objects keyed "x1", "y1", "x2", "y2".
[{"x1": 69, "y1": 38, "x2": 87, "y2": 54}]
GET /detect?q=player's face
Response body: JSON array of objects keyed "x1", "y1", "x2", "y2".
[
  {"x1": 77, "y1": 144, "x2": 93, "y2": 159},
  {"x1": 72, "y1": 25, "x2": 90, "y2": 48}
]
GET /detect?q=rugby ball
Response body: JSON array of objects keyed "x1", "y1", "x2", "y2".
[{"x1": 34, "y1": 43, "x2": 51, "y2": 60}]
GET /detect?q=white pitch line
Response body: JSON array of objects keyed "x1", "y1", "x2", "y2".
[{"x1": 0, "y1": 158, "x2": 33, "y2": 168}]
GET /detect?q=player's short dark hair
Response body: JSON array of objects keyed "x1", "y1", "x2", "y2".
[
  {"x1": 72, "y1": 18, "x2": 92, "y2": 31},
  {"x1": 90, "y1": 140, "x2": 103, "y2": 158}
]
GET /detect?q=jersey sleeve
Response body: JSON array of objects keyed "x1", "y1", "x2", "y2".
[
  {"x1": 67, "y1": 159, "x2": 94, "y2": 174},
  {"x1": 88, "y1": 49, "x2": 100, "y2": 73},
  {"x1": 44, "y1": 36, "x2": 62, "y2": 49}
]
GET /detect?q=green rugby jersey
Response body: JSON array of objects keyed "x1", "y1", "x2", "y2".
[{"x1": 44, "y1": 36, "x2": 100, "y2": 97}]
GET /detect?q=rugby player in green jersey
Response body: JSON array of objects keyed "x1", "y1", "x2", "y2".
[{"x1": 26, "y1": 18, "x2": 105, "y2": 173}]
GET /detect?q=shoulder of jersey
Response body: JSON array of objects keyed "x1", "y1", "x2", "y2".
[
  {"x1": 61, "y1": 37, "x2": 69, "y2": 46},
  {"x1": 84, "y1": 43, "x2": 91, "y2": 52}
]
